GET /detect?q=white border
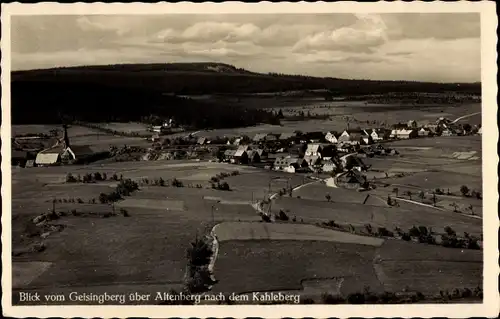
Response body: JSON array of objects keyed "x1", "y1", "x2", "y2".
[{"x1": 2, "y1": 2, "x2": 498, "y2": 318}]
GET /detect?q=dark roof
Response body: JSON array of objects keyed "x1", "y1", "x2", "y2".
[
  {"x1": 69, "y1": 145, "x2": 96, "y2": 157},
  {"x1": 346, "y1": 129, "x2": 364, "y2": 134},
  {"x1": 40, "y1": 145, "x2": 65, "y2": 154},
  {"x1": 12, "y1": 150, "x2": 28, "y2": 159}
]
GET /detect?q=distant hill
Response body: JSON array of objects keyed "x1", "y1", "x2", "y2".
[{"x1": 11, "y1": 62, "x2": 481, "y2": 126}]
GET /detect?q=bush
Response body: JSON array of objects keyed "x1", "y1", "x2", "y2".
[
  {"x1": 65, "y1": 173, "x2": 77, "y2": 183},
  {"x1": 365, "y1": 223, "x2": 373, "y2": 234},
  {"x1": 94, "y1": 172, "x2": 103, "y2": 181},
  {"x1": 217, "y1": 182, "x2": 230, "y2": 191},
  {"x1": 460, "y1": 185, "x2": 470, "y2": 197},
  {"x1": 172, "y1": 178, "x2": 184, "y2": 187},
  {"x1": 377, "y1": 227, "x2": 394, "y2": 237},
  {"x1": 102, "y1": 173, "x2": 107, "y2": 180},
  {"x1": 409, "y1": 226, "x2": 421, "y2": 237},
  {"x1": 120, "y1": 208, "x2": 129, "y2": 217},
  {"x1": 77, "y1": 198, "x2": 84, "y2": 203},
  {"x1": 111, "y1": 173, "x2": 118, "y2": 181},
  {"x1": 402, "y1": 233, "x2": 411, "y2": 241},
  {"x1": 276, "y1": 210, "x2": 289, "y2": 221},
  {"x1": 418, "y1": 226, "x2": 428, "y2": 236},
  {"x1": 186, "y1": 238, "x2": 213, "y2": 267},
  {"x1": 261, "y1": 213, "x2": 271, "y2": 223},
  {"x1": 99, "y1": 193, "x2": 109, "y2": 204},
  {"x1": 444, "y1": 226, "x2": 456, "y2": 236}
]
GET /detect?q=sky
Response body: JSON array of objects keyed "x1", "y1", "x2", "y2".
[{"x1": 11, "y1": 13, "x2": 481, "y2": 82}]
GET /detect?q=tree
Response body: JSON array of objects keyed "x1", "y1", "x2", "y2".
[
  {"x1": 468, "y1": 204, "x2": 474, "y2": 215},
  {"x1": 432, "y1": 192, "x2": 437, "y2": 206},
  {"x1": 65, "y1": 173, "x2": 77, "y2": 183},
  {"x1": 406, "y1": 190, "x2": 412, "y2": 200},
  {"x1": 460, "y1": 185, "x2": 470, "y2": 197},
  {"x1": 450, "y1": 202, "x2": 459, "y2": 212},
  {"x1": 325, "y1": 194, "x2": 331, "y2": 202},
  {"x1": 392, "y1": 187, "x2": 399, "y2": 197},
  {"x1": 418, "y1": 191, "x2": 425, "y2": 201}
]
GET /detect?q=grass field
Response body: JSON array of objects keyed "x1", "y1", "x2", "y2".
[
  {"x1": 213, "y1": 237, "x2": 481, "y2": 298},
  {"x1": 214, "y1": 222, "x2": 384, "y2": 246}
]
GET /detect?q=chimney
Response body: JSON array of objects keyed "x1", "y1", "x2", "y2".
[{"x1": 62, "y1": 124, "x2": 70, "y2": 148}]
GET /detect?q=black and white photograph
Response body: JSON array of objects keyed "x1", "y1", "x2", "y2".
[{"x1": 2, "y1": 2, "x2": 498, "y2": 318}]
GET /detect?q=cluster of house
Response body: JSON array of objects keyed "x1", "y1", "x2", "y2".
[{"x1": 12, "y1": 125, "x2": 103, "y2": 167}]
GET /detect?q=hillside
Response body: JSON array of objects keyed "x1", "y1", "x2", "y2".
[{"x1": 11, "y1": 63, "x2": 481, "y2": 126}]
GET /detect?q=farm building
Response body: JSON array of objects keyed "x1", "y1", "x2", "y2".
[
  {"x1": 325, "y1": 131, "x2": 338, "y2": 144},
  {"x1": 336, "y1": 169, "x2": 368, "y2": 190},
  {"x1": 340, "y1": 154, "x2": 367, "y2": 171},
  {"x1": 305, "y1": 143, "x2": 323, "y2": 157},
  {"x1": 253, "y1": 133, "x2": 268, "y2": 143},
  {"x1": 390, "y1": 129, "x2": 418, "y2": 139},
  {"x1": 337, "y1": 129, "x2": 363, "y2": 145},
  {"x1": 424, "y1": 124, "x2": 439, "y2": 134},
  {"x1": 304, "y1": 154, "x2": 321, "y2": 167},
  {"x1": 255, "y1": 148, "x2": 268, "y2": 160},
  {"x1": 441, "y1": 129, "x2": 454, "y2": 137},
  {"x1": 35, "y1": 145, "x2": 64, "y2": 166},
  {"x1": 246, "y1": 150, "x2": 261, "y2": 163},
  {"x1": 273, "y1": 156, "x2": 307, "y2": 173},
  {"x1": 321, "y1": 161, "x2": 338, "y2": 173},
  {"x1": 265, "y1": 134, "x2": 278, "y2": 142},
  {"x1": 279, "y1": 132, "x2": 297, "y2": 142},
  {"x1": 233, "y1": 147, "x2": 249, "y2": 164},
  {"x1": 370, "y1": 128, "x2": 389, "y2": 141},
  {"x1": 418, "y1": 128, "x2": 431, "y2": 137},
  {"x1": 337, "y1": 142, "x2": 354, "y2": 153},
  {"x1": 223, "y1": 150, "x2": 237, "y2": 162},
  {"x1": 197, "y1": 137, "x2": 208, "y2": 145},
  {"x1": 407, "y1": 120, "x2": 418, "y2": 129}
]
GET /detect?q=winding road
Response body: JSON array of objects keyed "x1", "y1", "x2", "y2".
[{"x1": 451, "y1": 112, "x2": 481, "y2": 124}]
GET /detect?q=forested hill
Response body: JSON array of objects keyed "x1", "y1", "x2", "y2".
[{"x1": 11, "y1": 63, "x2": 481, "y2": 127}]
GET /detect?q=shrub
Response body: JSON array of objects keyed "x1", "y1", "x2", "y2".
[
  {"x1": 471, "y1": 190, "x2": 482, "y2": 199},
  {"x1": 418, "y1": 226, "x2": 428, "y2": 236},
  {"x1": 102, "y1": 173, "x2": 107, "y2": 180},
  {"x1": 120, "y1": 208, "x2": 129, "y2": 217},
  {"x1": 77, "y1": 198, "x2": 84, "y2": 203},
  {"x1": 65, "y1": 173, "x2": 77, "y2": 183},
  {"x1": 172, "y1": 178, "x2": 184, "y2": 187},
  {"x1": 217, "y1": 182, "x2": 230, "y2": 191},
  {"x1": 94, "y1": 172, "x2": 103, "y2": 181},
  {"x1": 261, "y1": 213, "x2": 271, "y2": 223},
  {"x1": 377, "y1": 227, "x2": 394, "y2": 237},
  {"x1": 365, "y1": 223, "x2": 373, "y2": 234},
  {"x1": 210, "y1": 176, "x2": 220, "y2": 183},
  {"x1": 276, "y1": 210, "x2": 289, "y2": 221},
  {"x1": 409, "y1": 226, "x2": 421, "y2": 237},
  {"x1": 435, "y1": 188, "x2": 444, "y2": 195},
  {"x1": 460, "y1": 185, "x2": 470, "y2": 197},
  {"x1": 99, "y1": 193, "x2": 109, "y2": 204},
  {"x1": 325, "y1": 194, "x2": 331, "y2": 202},
  {"x1": 402, "y1": 233, "x2": 411, "y2": 241},
  {"x1": 444, "y1": 226, "x2": 456, "y2": 236},
  {"x1": 187, "y1": 237, "x2": 213, "y2": 267},
  {"x1": 112, "y1": 173, "x2": 118, "y2": 181}
]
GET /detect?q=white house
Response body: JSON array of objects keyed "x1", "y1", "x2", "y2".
[
  {"x1": 477, "y1": 127, "x2": 482, "y2": 135},
  {"x1": 305, "y1": 144, "x2": 323, "y2": 157},
  {"x1": 390, "y1": 129, "x2": 417, "y2": 139},
  {"x1": 370, "y1": 129, "x2": 385, "y2": 141},
  {"x1": 418, "y1": 128, "x2": 430, "y2": 137},
  {"x1": 325, "y1": 132, "x2": 338, "y2": 144},
  {"x1": 321, "y1": 161, "x2": 337, "y2": 173},
  {"x1": 338, "y1": 129, "x2": 363, "y2": 145}
]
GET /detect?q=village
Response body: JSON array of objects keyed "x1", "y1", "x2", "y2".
[{"x1": 12, "y1": 115, "x2": 482, "y2": 193}]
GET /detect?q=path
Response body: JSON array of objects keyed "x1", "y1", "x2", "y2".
[{"x1": 451, "y1": 112, "x2": 481, "y2": 124}]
